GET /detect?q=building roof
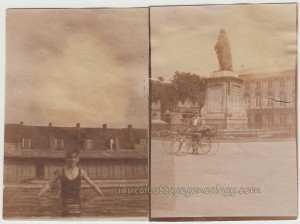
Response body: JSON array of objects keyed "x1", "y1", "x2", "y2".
[{"x1": 4, "y1": 123, "x2": 148, "y2": 151}]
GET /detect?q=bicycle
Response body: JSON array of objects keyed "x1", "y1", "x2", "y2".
[
  {"x1": 163, "y1": 130, "x2": 186, "y2": 154},
  {"x1": 163, "y1": 128, "x2": 219, "y2": 156}
]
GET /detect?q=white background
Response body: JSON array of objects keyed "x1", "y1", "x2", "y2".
[{"x1": 0, "y1": 0, "x2": 299, "y2": 224}]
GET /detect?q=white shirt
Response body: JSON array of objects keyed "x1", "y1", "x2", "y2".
[{"x1": 193, "y1": 117, "x2": 200, "y2": 126}]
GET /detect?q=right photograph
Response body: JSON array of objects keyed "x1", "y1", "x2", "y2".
[{"x1": 150, "y1": 3, "x2": 297, "y2": 220}]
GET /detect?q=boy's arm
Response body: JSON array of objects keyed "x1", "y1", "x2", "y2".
[
  {"x1": 37, "y1": 170, "x2": 61, "y2": 197},
  {"x1": 81, "y1": 169, "x2": 104, "y2": 197}
]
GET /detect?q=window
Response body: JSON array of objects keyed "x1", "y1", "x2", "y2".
[
  {"x1": 280, "y1": 113, "x2": 286, "y2": 127},
  {"x1": 5, "y1": 143, "x2": 17, "y2": 150},
  {"x1": 292, "y1": 95, "x2": 295, "y2": 104},
  {"x1": 244, "y1": 97, "x2": 250, "y2": 108},
  {"x1": 291, "y1": 89, "x2": 295, "y2": 105},
  {"x1": 255, "y1": 93, "x2": 262, "y2": 107},
  {"x1": 256, "y1": 81, "x2": 261, "y2": 90},
  {"x1": 21, "y1": 137, "x2": 31, "y2": 149},
  {"x1": 36, "y1": 162, "x2": 44, "y2": 179},
  {"x1": 267, "y1": 92, "x2": 273, "y2": 107},
  {"x1": 109, "y1": 137, "x2": 115, "y2": 150},
  {"x1": 140, "y1": 139, "x2": 147, "y2": 145},
  {"x1": 267, "y1": 114, "x2": 273, "y2": 126},
  {"x1": 227, "y1": 82, "x2": 231, "y2": 95},
  {"x1": 280, "y1": 96, "x2": 286, "y2": 107},
  {"x1": 245, "y1": 82, "x2": 250, "y2": 90},
  {"x1": 280, "y1": 79, "x2": 285, "y2": 88},
  {"x1": 268, "y1": 80, "x2": 273, "y2": 89},
  {"x1": 245, "y1": 93, "x2": 250, "y2": 108},
  {"x1": 254, "y1": 114, "x2": 262, "y2": 128},
  {"x1": 86, "y1": 139, "x2": 93, "y2": 150},
  {"x1": 267, "y1": 98, "x2": 273, "y2": 107},
  {"x1": 255, "y1": 97, "x2": 262, "y2": 107},
  {"x1": 54, "y1": 138, "x2": 64, "y2": 150}
]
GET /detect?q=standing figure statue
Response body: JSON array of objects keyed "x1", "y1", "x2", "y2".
[{"x1": 214, "y1": 29, "x2": 233, "y2": 71}]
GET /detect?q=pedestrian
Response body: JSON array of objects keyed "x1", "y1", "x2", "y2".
[{"x1": 37, "y1": 150, "x2": 104, "y2": 217}]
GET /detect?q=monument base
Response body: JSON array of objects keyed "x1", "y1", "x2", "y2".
[
  {"x1": 210, "y1": 70, "x2": 239, "y2": 78},
  {"x1": 225, "y1": 116, "x2": 248, "y2": 129},
  {"x1": 201, "y1": 71, "x2": 248, "y2": 130}
]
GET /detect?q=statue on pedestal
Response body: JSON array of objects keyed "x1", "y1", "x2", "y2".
[{"x1": 214, "y1": 29, "x2": 233, "y2": 71}]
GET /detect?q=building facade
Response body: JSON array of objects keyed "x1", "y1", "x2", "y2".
[
  {"x1": 4, "y1": 123, "x2": 148, "y2": 184},
  {"x1": 151, "y1": 69, "x2": 296, "y2": 133},
  {"x1": 239, "y1": 70, "x2": 296, "y2": 129}
]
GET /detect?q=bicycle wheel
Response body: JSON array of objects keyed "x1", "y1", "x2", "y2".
[
  {"x1": 199, "y1": 136, "x2": 212, "y2": 155},
  {"x1": 171, "y1": 138, "x2": 184, "y2": 154},
  {"x1": 163, "y1": 135, "x2": 174, "y2": 153},
  {"x1": 184, "y1": 134, "x2": 202, "y2": 154},
  {"x1": 183, "y1": 137, "x2": 194, "y2": 154},
  {"x1": 163, "y1": 135, "x2": 183, "y2": 154},
  {"x1": 207, "y1": 135, "x2": 219, "y2": 156}
]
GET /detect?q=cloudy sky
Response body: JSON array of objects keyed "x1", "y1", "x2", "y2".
[
  {"x1": 150, "y1": 3, "x2": 297, "y2": 79},
  {"x1": 6, "y1": 8, "x2": 149, "y2": 128}
]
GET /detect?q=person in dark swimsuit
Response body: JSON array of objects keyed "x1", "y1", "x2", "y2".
[
  {"x1": 60, "y1": 167, "x2": 82, "y2": 216},
  {"x1": 38, "y1": 150, "x2": 104, "y2": 217}
]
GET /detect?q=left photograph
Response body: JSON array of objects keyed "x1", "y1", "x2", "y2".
[{"x1": 3, "y1": 8, "x2": 149, "y2": 219}]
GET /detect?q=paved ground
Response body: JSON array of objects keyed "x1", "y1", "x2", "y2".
[{"x1": 151, "y1": 139, "x2": 298, "y2": 218}]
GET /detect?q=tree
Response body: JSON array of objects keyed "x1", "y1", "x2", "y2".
[
  {"x1": 151, "y1": 77, "x2": 178, "y2": 112},
  {"x1": 151, "y1": 72, "x2": 206, "y2": 113},
  {"x1": 171, "y1": 71, "x2": 206, "y2": 110}
]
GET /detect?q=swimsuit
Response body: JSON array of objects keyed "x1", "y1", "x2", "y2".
[{"x1": 60, "y1": 168, "x2": 82, "y2": 217}]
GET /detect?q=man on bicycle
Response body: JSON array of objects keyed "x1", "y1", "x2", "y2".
[
  {"x1": 199, "y1": 119, "x2": 212, "y2": 135},
  {"x1": 189, "y1": 114, "x2": 212, "y2": 153},
  {"x1": 189, "y1": 114, "x2": 211, "y2": 133}
]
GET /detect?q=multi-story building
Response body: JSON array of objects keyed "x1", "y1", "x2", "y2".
[
  {"x1": 4, "y1": 122, "x2": 148, "y2": 184},
  {"x1": 239, "y1": 69, "x2": 296, "y2": 129},
  {"x1": 151, "y1": 69, "x2": 296, "y2": 133}
]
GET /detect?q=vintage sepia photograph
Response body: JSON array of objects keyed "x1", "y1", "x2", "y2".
[
  {"x1": 3, "y1": 8, "x2": 149, "y2": 219},
  {"x1": 150, "y1": 3, "x2": 297, "y2": 220}
]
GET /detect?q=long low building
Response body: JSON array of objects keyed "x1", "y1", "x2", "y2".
[{"x1": 4, "y1": 122, "x2": 148, "y2": 184}]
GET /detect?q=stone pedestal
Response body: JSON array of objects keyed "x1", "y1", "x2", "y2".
[
  {"x1": 210, "y1": 70, "x2": 239, "y2": 78},
  {"x1": 201, "y1": 71, "x2": 248, "y2": 129}
]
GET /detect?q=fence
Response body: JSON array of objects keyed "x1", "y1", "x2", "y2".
[{"x1": 151, "y1": 123, "x2": 296, "y2": 140}]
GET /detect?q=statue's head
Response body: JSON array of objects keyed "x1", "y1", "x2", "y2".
[{"x1": 220, "y1": 29, "x2": 226, "y2": 34}]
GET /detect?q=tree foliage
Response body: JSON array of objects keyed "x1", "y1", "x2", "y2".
[
  {"x1": 151, "y1": 72, "x2": 206, "y2": 112},
  {"x1": 151, "y1": 77, "x2": 178, "y2": 113}
]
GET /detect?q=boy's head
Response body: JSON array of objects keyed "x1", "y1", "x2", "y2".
[
  {"x1": 65, "y1": 150, "x2": 80, "y2": 167},
  {"x1": 66, "y1": 150, "x2": 79, "y2": 157}
]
